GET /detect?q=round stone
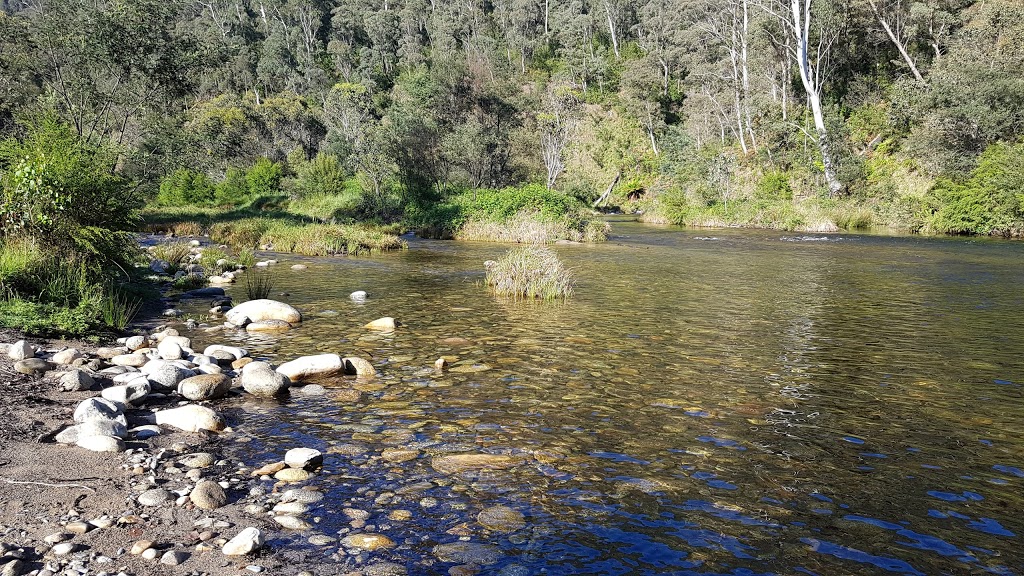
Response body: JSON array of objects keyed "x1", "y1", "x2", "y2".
[
  {"x1": 190, "y1": 479, "x2": 227, "y2": 510},
  {"x1": 476, "y1": 506, "x2": 525, "y2": 533},
  {"x1": 138, "y1": 488, "x2": 174, "y2": 507}
]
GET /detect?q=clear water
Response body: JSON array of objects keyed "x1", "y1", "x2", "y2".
[{"x1": 188, "y1": 220, "x2": 1024, "y2": 575}]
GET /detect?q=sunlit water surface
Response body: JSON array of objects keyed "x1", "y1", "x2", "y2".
[{"x1": 184, "y1": 220, "x2": 1024, "y2": 575}]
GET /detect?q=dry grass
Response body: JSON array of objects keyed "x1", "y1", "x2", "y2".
[
  {"x1": 457, "y1": 211, "x2": 610, "y2": 243},
  {"x1": 485, "y1": 245, "x2": 574, "y2": 300}
]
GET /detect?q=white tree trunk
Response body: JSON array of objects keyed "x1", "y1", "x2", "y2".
[{"x1": 789, "y1": 0, "x2": 842, "y2": 195}]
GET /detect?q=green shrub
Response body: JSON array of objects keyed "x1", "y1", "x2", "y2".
[
  {"x1": 157, "y1": 168, "x2": 215, "y2": 206},
  {"x1": 414, "y1": 184, "x2": 606, "y2": 242},
  {"x1": 756, "y1": 171, "x2": 793, "y2": 200},
  {"x1": 215, "y1": 167, "x2": 250, "y2": 206},
  {"x1": 295, "y1": 153, "x2": 347, "y2": 198},
  {"x1": 929, "y1": 142, "x2": 1024, "y2": 235},
  {"x1": 486, "y1": 245, "x2": 574, "y2": 300},
  {"x1": 246, "y1": 158, "x2": 283, "y2": 197}
]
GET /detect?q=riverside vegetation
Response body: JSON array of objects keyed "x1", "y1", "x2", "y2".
[{"x1": 2, "y1": 0, "x2": 1023, "y2": 337}]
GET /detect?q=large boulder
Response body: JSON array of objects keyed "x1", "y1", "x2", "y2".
[
  {"x1": 147, "y1": 362, "x2": 193, "y2": 391},
  {"x1": 178, "y1": 374, "x2": 232, "y2": 401},
  {"x1": 52, "y1": 348, "x2": 85, "y2": 365},
  {"x1": 225, "y1": 299, "x2": 301, "y2": 325},
  {"x1": 154, "y1": 405, "x2": 225, "y2": 432},
  {"x1": 241, "y1": 362, "x2": 290, "y2": 397},
  {"x1": 276, "y1": 354, "x2": 343, "y2": 383},
  {"x1": 73, "y1": 398, "x2": 126, "y2": 425},
  {"x1": 203, "y1": 345, "x2": 247, "y2": 361},
  {"x1": 14, "y1": 358, "x2": 53, "y2": 375},
  {"x1": 101, "y1": 380, "x2": 151, "y2": 406},
  {"x1": 8, "y1": 340, "x2": 34, "y2": 361}
]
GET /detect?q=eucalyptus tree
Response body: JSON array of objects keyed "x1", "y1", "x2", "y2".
[{"x1": 762, "y1": 0, "x2": 843, "y2": 195}]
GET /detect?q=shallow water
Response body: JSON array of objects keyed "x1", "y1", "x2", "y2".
[{"x1": 191, "y1": 220, "x2": 1024, "y2": 575}]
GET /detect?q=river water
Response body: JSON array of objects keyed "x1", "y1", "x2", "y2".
[{"x1": 188, "y1": 219, "x2": 1024, "y2": 575}]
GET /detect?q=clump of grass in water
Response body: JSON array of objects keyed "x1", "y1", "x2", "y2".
[
  {"x1": 150, "y1": 242, "x2": 192, "y2": 270},
  {"x1": 245, "y1": 268, "x2": 275, "y2": 300},
  {"x1": 486, "y1": 245, "x2": 574, "y2": 300}
]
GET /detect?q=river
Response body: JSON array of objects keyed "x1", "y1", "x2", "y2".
[{"x1": 185, "y1": 219, "x2": 1024, "y2": 575}]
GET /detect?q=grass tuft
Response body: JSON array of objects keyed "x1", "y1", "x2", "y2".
[
  {"x1": 245, "y1": 268, "x2": 275, "y2": 300},
  {"x1": 486, "y1": 245, "x2": 574, "y2": 300}
]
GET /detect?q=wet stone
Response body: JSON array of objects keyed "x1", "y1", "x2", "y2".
[
  {"x1": 477, "y1": 506, "x2": 526, "y2": 533},
  {"x1": 432, "y1": 542, "x2": 503, "y2": 566},
  {"x1": 341, "y1": 533, "x2": 396, "y2": 551}
]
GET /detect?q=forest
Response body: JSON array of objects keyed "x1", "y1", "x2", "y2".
[{"x1": 2, "y1": 0, "x2": 1023, "y2": 237}]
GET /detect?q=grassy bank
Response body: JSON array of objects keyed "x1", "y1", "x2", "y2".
[
  {"x1": 411, "y1": 184, "x2": 609, "y2": 243},
  {"x1": 143, "y1": 199, "x2": 406, "y2": 256}
]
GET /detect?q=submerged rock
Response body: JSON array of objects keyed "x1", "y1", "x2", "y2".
[
  {"x1": 477, "y1": 506, "x2": 526, "y2": 532},
  {"x1": 342, "y1": 533, "x2": 395, "y2": 551},
  {"x1": 246, "y1": 319, "x2": 292, "y2": 332},
  {"x1": 364, "y1": 317, "x2": 396, "y2": 330},
  {"x1": 431, "y1": 454, "x2": 524, "y2": 475},
  {"x1": 432, "y1": 542, "x2": 503, "y2": 565}
]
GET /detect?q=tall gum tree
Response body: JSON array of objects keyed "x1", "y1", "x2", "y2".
[{"x1": 763, "y1": 0, "x2": 842, "y2": 195}]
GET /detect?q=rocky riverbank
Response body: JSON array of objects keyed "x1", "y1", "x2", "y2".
[{"x1": 0, "y1": 323, "x2": 404, "y2": 576}]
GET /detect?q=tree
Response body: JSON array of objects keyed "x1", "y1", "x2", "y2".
[
  {"x1": 538, "y1": 84, "x2": 581, "y2": 189},
  {"x1": 764, "y1": 0, "x2": 843, "y2": 195}
]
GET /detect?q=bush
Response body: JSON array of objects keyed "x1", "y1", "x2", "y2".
[
  {"x1": 756, "y1": 171, "x2": 793, "y2": 200},
  {"x1": 414, "y1": 184, "x2": 607, "y2": 242},
  {"x1": 295, "y1": 153, "x2": 347, "y2": 198},
  {"x1": 486, "y1": 245, "x2": 574, "y2": 300},
  {"x1": 215, "y1": 167, "x2": 250, "y2": 206},
  {"x1": 929, "y1": 142, "x2": 1024, "y2": 235},
  {"x1": 157, "y1": 168, "x2": 215, "y2": 206},
  {"x1": 246, "y1": 158, "x2": 283, "y2": 197}
]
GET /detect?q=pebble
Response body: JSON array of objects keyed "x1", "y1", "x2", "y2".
[
  {"x1": 50, "y1": 543, "x2": 77, "y2": 556},
  {"x1": 179, "y1": 452, "x2": 215, "y2": 468},
  {"x1": 64, "y1": 522, "x2": 90, "y2": 534},
  {"x1": 130, "y1": 541, "x2": 153, "y2": 555},
  {"x1": 141, "y1": 548, "x2": 158, "y2": 560},
  {"x1": 307, "y1": 535, "x2": 334, "y2": 546},
  {"x1": 160, "y1": 550, "x2": 187, "y2": 565},
  {"x1": 43, "y1": 533, "x2": 72, "y2": 544},
  {"x1": 222, "y1": 527, "x2": 264, "y2": 556},
  {"x1": 432, "y1": 542, "x2": 503, "y2": 565}
]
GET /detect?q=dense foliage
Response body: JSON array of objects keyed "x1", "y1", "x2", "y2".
[{"x1": 0, "y1": 0, "x2": 1022, "y2": 235}]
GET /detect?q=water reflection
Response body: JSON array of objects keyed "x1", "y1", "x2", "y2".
[{"x1": 184, "y1": 221, "x2": 1023, "y2": 575}]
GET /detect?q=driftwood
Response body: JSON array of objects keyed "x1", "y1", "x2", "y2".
[{"x1": 592, "y1": 172, "x2": 621, "y2": 208}]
